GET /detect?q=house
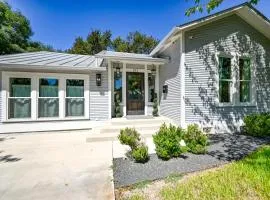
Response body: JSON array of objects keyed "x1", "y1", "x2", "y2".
[{"x1": 0, "y1": 3, "x2": 269, "y2": 134}]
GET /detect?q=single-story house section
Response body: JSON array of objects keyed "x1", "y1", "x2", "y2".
[{"x1": 0, "y1": 2, "x2": 269, "y2": 134}]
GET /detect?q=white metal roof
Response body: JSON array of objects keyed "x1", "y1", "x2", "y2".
[
  {"x1": 95, "y1": 50, "x2": 167, "y2": 63},
  {"x1": 0, "y1": 51, "x2": 105, "y2": 71}
]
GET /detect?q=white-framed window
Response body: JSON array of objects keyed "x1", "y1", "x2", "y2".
[
  {"x1": 38, "y1": 78, "x2": 59, "y2": 118},
  {"x1": 8, "y1": 78, "x2": 32, "y2": 119},
  {"x1": 65, "y1": 79, "x2": 85, "y2": 117},
  {"x1": 217, "y1": 52, "x2": 255, "y2": 106},
  {"x1": 2, "y1": 72, "x2": 89, "y2": 122}
]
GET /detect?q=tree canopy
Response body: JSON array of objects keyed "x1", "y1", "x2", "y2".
[
  {"x1": 0, "y1": 1, "x2": 54, "y2": 55},
  {"x1": 185, "y1": 0, "x2": 259, "y2": 16}
]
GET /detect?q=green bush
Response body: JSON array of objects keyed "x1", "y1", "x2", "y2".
[
  {"x1": 131, "y1": 144, "x2": 149, "y2": 163},
  {"x1": 153, "y1": 123, "x2": 187, "y2": 160},
  {"x1": 184, "y1": 124, "x2": 208, "y2": 154},
  {"x1": 244, "y1": 113, "x2": 270, "y2": 137},
  {"x1": 152, "y1": 93, "x2": 159, "y2": 117},
  {"x1": 118, "y1": 128, "x2": 141, "y2": 150},
  {"x1": 115, "y1": 93, "x2": 122, "y2": 118}
]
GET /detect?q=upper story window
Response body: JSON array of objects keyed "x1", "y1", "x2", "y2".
[
  {"x1": 218, "y1": 57, "x2": 232, "y2": 103},
  {"x1": 218, "y1": 54, "x2": 254, "y2": 106}
]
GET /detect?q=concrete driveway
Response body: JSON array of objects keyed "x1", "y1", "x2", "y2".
[{"x1": 0, "y1": 132, "x2": 114, "y2": 200}]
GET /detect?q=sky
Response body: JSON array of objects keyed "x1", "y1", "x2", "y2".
[{"x1": 5, "y1": 0, "x2": 270, "y2": 51}]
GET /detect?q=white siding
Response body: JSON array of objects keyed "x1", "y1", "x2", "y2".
[
  {"x1": 184, "y1": 14, "x2": 270, "y2": 133},
  {"x1": 89, "y1": 70, "x2": 109, "y2": 120},
  {"x1": 159, "y1": 38, "x2": 182, "y2": 124}
]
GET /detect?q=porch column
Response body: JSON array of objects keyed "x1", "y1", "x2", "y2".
[
  {"x1": 144, "y1": 64, "x2": 148, "y2": 116},
  {"x1": 108, "y1": 61, "x2": 112, "y2": 119},
  {"x1": 122, "y1": 63, "x2": 127, "y2": 116}
]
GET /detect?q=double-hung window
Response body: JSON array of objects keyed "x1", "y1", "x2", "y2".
[
  {"x1": 38, "y1": 78, "x2": 59, "y2": 118},
  {"x1": 218, "y1": 54, "x2": 253, "y2": 105},
  {"x1": 218, "y1": 57, "x2": 232, "y2": 103},
  {"x1": 239, "y1": 58, "x2": 251, "y2": 103},
  {"x1": 8, "y1": 78, "x2": 31, "y2": 119},
  {"x1": 66, "y1": 79, "x2": 85, "y2": 117}
]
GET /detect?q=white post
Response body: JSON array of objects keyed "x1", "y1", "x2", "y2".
[
  {"x1": 155, "y1": 65, "x2": 160, "y2": 115},
  {"x1": 59, "y1": 77, "x2": 65, "y2": 119},
  {"x1": 31, "y1": 77, "x2": 38, "y2": 120},
  {"x1": 122, "y1": 63, "x2": 127, "y2": 116},
  {"x1": 144, "y1": 64, "x2": 148, "y2": 116},
  {"x1": 108, "y1": 61, "x2": 112, "y2": 119}
]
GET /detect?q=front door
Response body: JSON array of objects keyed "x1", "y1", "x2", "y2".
[{"x1": 126, "y1": 72, "x2": 145, "y2": 115}]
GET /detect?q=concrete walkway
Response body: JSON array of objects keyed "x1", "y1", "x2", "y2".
[{"x1": 0, "y1": 131, "x2": 114, "y2": 200}]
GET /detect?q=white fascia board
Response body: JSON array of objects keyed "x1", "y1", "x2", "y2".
[
  {"x1": 150, "y1": 27, "x2": 180, "y2": 56},
  {"x1": 97, "y1": 57, "x2": 167, "y2": 65}
]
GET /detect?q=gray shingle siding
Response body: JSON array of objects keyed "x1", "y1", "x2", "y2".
[
  {"x1": 159, "y1": 38, "x2": 182, "y2": 124},
  {"x1": 89, "y1": 70, "x2": 109, "y2": 120},
  {"x1": 184, "y1": 14, "x2": 270, "y2": 133}
]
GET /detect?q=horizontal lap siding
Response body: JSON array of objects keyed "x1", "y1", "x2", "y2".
[
  {"x1": 184, "y1": 14, "x2": 270, "y2": 132},
  {"x1": 0, "y1": 71, "x2": 2, "y2": 123},
  {"x1": 159, "y1": 39, "x2": 181, "y2": 124},
  {"x1": 90, "y1": 71, "x2": 109, "y2": 120}
]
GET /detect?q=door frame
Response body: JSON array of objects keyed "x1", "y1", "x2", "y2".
[{"x1": 126, "y1": 72, "x2": 145, "y2": 115}]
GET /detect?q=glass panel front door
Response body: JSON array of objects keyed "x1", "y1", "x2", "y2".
[{"x1": 126, "y1": 72, "x2": 145, "y2": 115}]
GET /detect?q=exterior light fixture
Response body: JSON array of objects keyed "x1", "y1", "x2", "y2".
[
  {"x1": 151, "y1": 68, "x2": 156, "y2": 75},
  {"x1": 96, "y1": 73, "x2": 102, "y2": 86},
  {"x1": 116, "y1": 67, "x2": 121, "y2": 77}
]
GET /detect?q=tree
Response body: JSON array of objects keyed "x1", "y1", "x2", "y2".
[
  {"x1": 0, "y1": 1, "x2": 33, "y2": 54},
  {"x1": 185, "y1": 0, "x2": 259, "y2": 16},
  {"x1": 86, "y1": 30, "x2": 112, "y2": 55},
  {"x1": 26, "y1": 41, "x2": 54, "y2": 52},
  {"x1": 112, "y1": 31, "x2": 159, "y2": 54},
  {"x1": 67, "y1": 37, "x2": 89, "y2": 55}
]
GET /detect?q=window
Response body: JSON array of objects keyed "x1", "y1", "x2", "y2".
[
  {"x1": 148, "y1": 73, "x2": 156, "y2": 102},
  {"x1": 239, "y1": 58, "x2": 251, "y2": 103},
  {"x1": 114, "y1": 71, "x2": 122, "y2": 103},
  {"x1": 38, "y1": 78, "x2": 59, "y2": 118},
  {"x1": 66, "y1": 79, "x2": 84, "y2": 117},
  {"x1": 8, "y1": 78, "x2": 31, "y2": 119},
  {"x1": 218, "y1": 57, "x2": 232, "y2": 103}
]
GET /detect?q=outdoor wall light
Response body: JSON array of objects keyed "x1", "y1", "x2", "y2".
[
  {"x1": 163, "y1": 85, "x2": 168, "y2": 93},
  {"x1": 116, "y1": 67, "x2": 121, "y2": 76},
  {"x1": 151, "y1": 68, "x2": 156, "y2": 75},
  {"x1": 96, "y1": 73, "x2": 102, "y2": 86}
]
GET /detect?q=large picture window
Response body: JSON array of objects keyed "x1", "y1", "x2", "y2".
[
  {"x1": 66, "y1": 79, "x2": 84, "y2": 117},
  {"x1": 38, "y1": 78, "x2": 59, "y2": 118},
  {"x1": 218, "y1": 57, "x2": 232, "y2": 103},
  {"x1": 239, "y1": 58, "x2": 251, "y2": 103},
  {"x1": 8, "y1": 78, "x2": 31, "y2": 119}
]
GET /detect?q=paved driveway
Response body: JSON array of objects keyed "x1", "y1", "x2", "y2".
[{"x1": 0, "y1": 132, "x2": 114, "y2": 200}]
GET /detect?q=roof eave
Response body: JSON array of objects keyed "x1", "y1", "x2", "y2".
[{"x1": 95, "y1": 55, "x2": 168, "y2": 64}]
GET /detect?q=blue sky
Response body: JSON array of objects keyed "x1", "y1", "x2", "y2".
[{"x1": 6, "y1": 0, "x2": 270, "y2": 51}]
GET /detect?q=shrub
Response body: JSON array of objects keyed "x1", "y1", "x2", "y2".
[
  {"x1": 115, "y1": 93, "x2": 122, "y2": 118},
  {"x1": 184, "y1": 124, "x2": 208, "y2": 154},
  {"x1": 152, "y1": 93, "x2": 159, "y2": 117},
  {"x1": 131, "y1": 144, "x2": 149, "y2": 163},
  {"x1": 118, "y1": 128, "x2": 141, "y2": 150},
  {"x1": 153, "y1": 123, "x2": 187, "y2": 160},
  {"x1": 244, "y1": 113, "x2": 270, "y2": 136}
]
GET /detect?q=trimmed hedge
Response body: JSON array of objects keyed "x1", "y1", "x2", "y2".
[{"x1": 243, "y1": 113, "x2": 270, "y2": 136}]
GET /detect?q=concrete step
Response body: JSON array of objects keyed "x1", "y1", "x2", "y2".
[
  {"x1": 110, "y1": 117, "x2": 173, "y2": 126},
  {"x1": 99, "y1": 124, "x2": 162, "y2": 134}
]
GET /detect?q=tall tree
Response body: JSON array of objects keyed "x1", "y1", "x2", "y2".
[
  {"x1": 86, "y1": 30, "x2": 112, "y2": 54},
  {"x1": 112, "y1": 31, "x2": 159, "y2": 54},
  {"x1": 185, "y1": 0, "x2": 259, "y2": 16},
  {"x1": 0, "y1": 1, "x2": 33, "y2": 54},
  {"x1": 26, "y1": 41, "x2": 54, "y2": 52},
  {"x1": 68, "y1": 37, "x2": 89, "y2": 55}
]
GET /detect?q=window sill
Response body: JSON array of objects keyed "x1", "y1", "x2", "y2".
[{"x1": 3, "y1": 117, "x2": 88, "y2": 123}]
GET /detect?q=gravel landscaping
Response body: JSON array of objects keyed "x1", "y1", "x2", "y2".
[{"x1": 113, "y1": 133, "x2": 270, "y2": 188}]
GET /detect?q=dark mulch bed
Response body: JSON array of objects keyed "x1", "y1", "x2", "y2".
[{"x1": 113, "y1": 134, "x2": 270, "y2": 188}]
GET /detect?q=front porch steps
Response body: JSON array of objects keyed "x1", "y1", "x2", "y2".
[{"x1": 86, "y1": 116, "x2": 176, "y2": 142}]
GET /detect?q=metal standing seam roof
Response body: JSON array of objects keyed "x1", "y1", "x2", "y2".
[{"x1": 0, "y1": 51, "x2": 104, "y2": 70}]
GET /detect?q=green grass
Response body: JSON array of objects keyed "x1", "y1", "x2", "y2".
[{"x1": 161, "y1": 145, "x2": 270, "y2": 200}]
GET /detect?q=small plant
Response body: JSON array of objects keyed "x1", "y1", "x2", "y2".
[
  {"x1": 152, "y1": 93, "x2": 159, "y2": 117},
  {"x1": 244, "y1": 113, "x2": 270, "y2": 136},
  {"x1": 184, "y1": 124, "x2": 208, "y2": 154},
  {"x1": 131, "y1": 144, "x2": 149, "y2": 163},
  {"x1": 118, "y1": 128, "x2": 141, "y2": 150},
  {"x1": 115, "y1": 93, "x2": 122, "y2": 118},
  {"x1": 153, "y1": 123, "x2": 187, "y2": 160}
]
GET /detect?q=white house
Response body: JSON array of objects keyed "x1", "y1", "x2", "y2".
[{"x1": 0, "y1": 3, "x2": 269, "y2": 133}]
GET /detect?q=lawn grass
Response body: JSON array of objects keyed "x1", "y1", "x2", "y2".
[
  {"x1": 161, "y1": 145, "x2": 270, "y2": 200},
  {"x1": 122, "y1": 145, "x2": 270, "y2": 200}
]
